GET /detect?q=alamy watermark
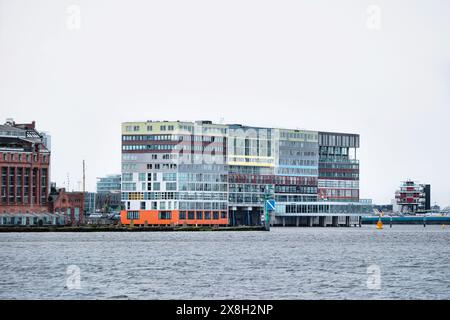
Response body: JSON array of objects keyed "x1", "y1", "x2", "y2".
[
  {"x1": 66, "y1": 265, "x2": 82, "y2": 290},
  {"x1": 366, "y1": 264, "x2": 381, "y2": 290},
  {"x1": 66, "y1": 4, "x2": 81, "y2": 30},
  {"x1": 366, "y1": 5, "x2": 382, "y2": 31},
  {"x1": 168, "y1": 124, "x2": 276, "y2": 166}
]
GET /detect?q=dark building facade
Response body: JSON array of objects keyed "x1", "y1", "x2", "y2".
[{"x1": 318, "y1": 132, "x2": 360, "y2": 202}]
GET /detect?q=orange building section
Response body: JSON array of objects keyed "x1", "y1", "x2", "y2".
[{"x1": 120, "y1": 210, "x2": 228, "y2": 226}]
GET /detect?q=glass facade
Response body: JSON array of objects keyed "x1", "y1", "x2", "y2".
[{"x1": 120, "y1": 121, "x2": 365, "y2": 226}]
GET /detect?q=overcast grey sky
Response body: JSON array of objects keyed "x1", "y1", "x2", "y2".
[{"x1": 1, "y1": 0, "x2": 449, "y2": 206}]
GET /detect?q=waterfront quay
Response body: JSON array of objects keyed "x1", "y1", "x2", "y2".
[
  {"x1": 362, "y1": 215, "x2": 450, "y2": 225},
  {"x1": 0, "y1": 225, "x2": 266, "y2": 232}
]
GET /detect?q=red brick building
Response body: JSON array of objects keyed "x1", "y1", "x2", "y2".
[
  {"x1": 0, "y1": 119, "x2": 50, "y2": 214},
  {"x1": 48, "y1": 186, "x2": 84, "y2": 225}
]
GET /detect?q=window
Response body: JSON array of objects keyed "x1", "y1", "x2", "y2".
[
  {"x1": 213, "y1": 212, "x2": 219, "y2": 220},
  {"x1": 152, "y1": 154, "x2": 157, "y2": 160},
  {"x1": 152, "y1": 201, "x2": 157, "y2": 210},
  {"x1": 133, "y1": 126, "x2": 140, "y2": 131},
  {"x1": 179, "y1": 211, "x2": 186, "y2": 220},
  {"x1": 168, "y1": 125, "x2": 174, "y2": 130},
  {"x1": 188, "y1": 211, "x2": 195, "y2": 220},
  {"x1": 147, "y1": 125, "x2": 153, "y2": 131},
  {"x1": 163, "y1": 173, "x2": 176, "y2": 181},
  {"x1": 159, "y1": 211, "x2": 171, "y2": 220},
  {"x1": 166, "y1": 182, "x2": 177, "y2": 191},
  {"x1": 140, "y1": 202, "x2": 146, "y2": 210},
  {"x1": 196, "y1": 211, "x2": 203, "y2": 220},
  {"x1": 122, "y1": 183, "x2": 136, "y2": 191},
  {"x1": 204, "y1": 211, "x2": 211, "y2": 220},
  {"x1": 160, "y1": 125, "x2": 166, "y2": 131},
  {"x1": 221, "y1": 212, "x2": 227, "y2": 219},
  {"x1": 122, "y1": 173, "x2": 133, "y2": 181},
  {"x1": 127, "y1": 211, "x2": 139, "y2": 220},
  {"x1": 153, "y1": 182, "x2": 160, "y2": 191},
  {"x1": 139, "y1": 173, "x2": 146, "y2": 181}
]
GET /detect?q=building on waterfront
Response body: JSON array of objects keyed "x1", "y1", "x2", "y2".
[
  {"x1": 48, "y1": 185, "x2": 84, "y2": 225},
  {"x1": 84, "y1": 192, "x2": 96, "y2": 215},
  {"x1": 96, "y1": 174, "x2": 121, "y2": 193},
  {"x1": 120, "y1": 120, "x2": 370, "y2": 227},
  {"x1": 95, "y1": 174, "x2": 122, "y2": 213},
  {"x1": 395, "y1": 180, "x2": 431, "y2": 214},
  {"x1": 0, "y1": 119, "x2": 56, "y2": 225}
]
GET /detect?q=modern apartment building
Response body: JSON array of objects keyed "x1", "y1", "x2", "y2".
[
  {"x1": 120, "y1": 120, "x2": 369, "y2": 227},
  {"x1": 96, "y1": 174, "x2": 121, "y2": 193}
]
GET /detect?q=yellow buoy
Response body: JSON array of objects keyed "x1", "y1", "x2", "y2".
[{"x1": 376, "y1": 218, "x2": 383, "y2": 230}]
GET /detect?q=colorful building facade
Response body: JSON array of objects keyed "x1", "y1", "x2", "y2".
[
  {"x1": 120, "y1": 120, "x2": 368, "y2": 227},
  {"x1": 395, "y1": 180, "x2": 431, "y2": 213}
]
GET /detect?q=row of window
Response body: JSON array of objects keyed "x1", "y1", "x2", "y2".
[
  {"x1": 318, "y1": 172, "x2": 359, "y2": 179},
  {"x1": 318, "y1": 180, "x2": 359, "y2": 189},
  {"x1": 179, "y1": 211, "x2": 227, "y2": 220},
  {"x1": 125, "y1": 124, "x2": 228, "y2": 135},
  {"x1": 279, "y1": 131, "x2": 318, "y2": 141},
  {"x1": 178, "y1": 202, "x2": 228, "y2": 210},
  {"x1": 319, "y1": 133, "x2": 359, "y2": 148},
  {"x1": 275, "y1": 195, "x2": 318, "y2": 202},
  {"x1": 122, "y1": 134, "x2": 226, "y2": 143},
  {"x1": 278, "y1": 203, "x2": 370, "y2": 214},
  {"x1": 278, "y1": 159, "x2": 317, "y2": 167},
  {"x1": 1, "y1": 153, "x2": 48, "y2": 163},
  {"x1": 125, "y1": 124, "x2": 176, "y2": 133},
  {"x1": 122, "y1": 144, "x2": 176, "y2": 151},
  {"x1": 277, "y1": 168, "x2": 318, "y2": 176},
  {"x1": 319, "y1": 146, "x2": 350, "y2": 156},
  {"x1": 319, "y1": 189, "x2": 359, "y2": 198},
  {"x1": 178, "y1": 173, "x2": 228, "y2": 182},
  {"x1": 122, "y1": 144, "x2": 225, "y2": 152},
  {"x1": 127, "y1": 210, "x2": 227, "y2": 221},
  {"x1": 122, "y1": 192, "x2": 228, "y2": 201},
  {"x1": 122, "y1": 134, "x2": 177, "y2": 141},
  {"x1": 319, "y1": 163, "x2": 359, "y2": 170},
  {"x1": 275, "y1": 186, "x2": 318, "y2": 194}
]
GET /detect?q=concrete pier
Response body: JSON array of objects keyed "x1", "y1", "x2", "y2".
[{"x1": 271, "y1": 215, "x2": 361, "y2": 227}]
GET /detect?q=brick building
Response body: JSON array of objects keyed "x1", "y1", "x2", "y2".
[
  {"x1": 48, "y1": 185, "x2": 84, "y2": 225},
  {"x1": 0, "y1": 119, "x2": 50, "y2": 214}
]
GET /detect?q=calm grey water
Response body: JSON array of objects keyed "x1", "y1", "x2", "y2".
[{"x1": 1, "y1": 226, "x2": 449, "y2": 300}]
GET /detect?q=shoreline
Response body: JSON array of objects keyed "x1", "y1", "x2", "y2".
[{"x1": 0, "y1": 225, "x2": 267, "y2": 233}]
